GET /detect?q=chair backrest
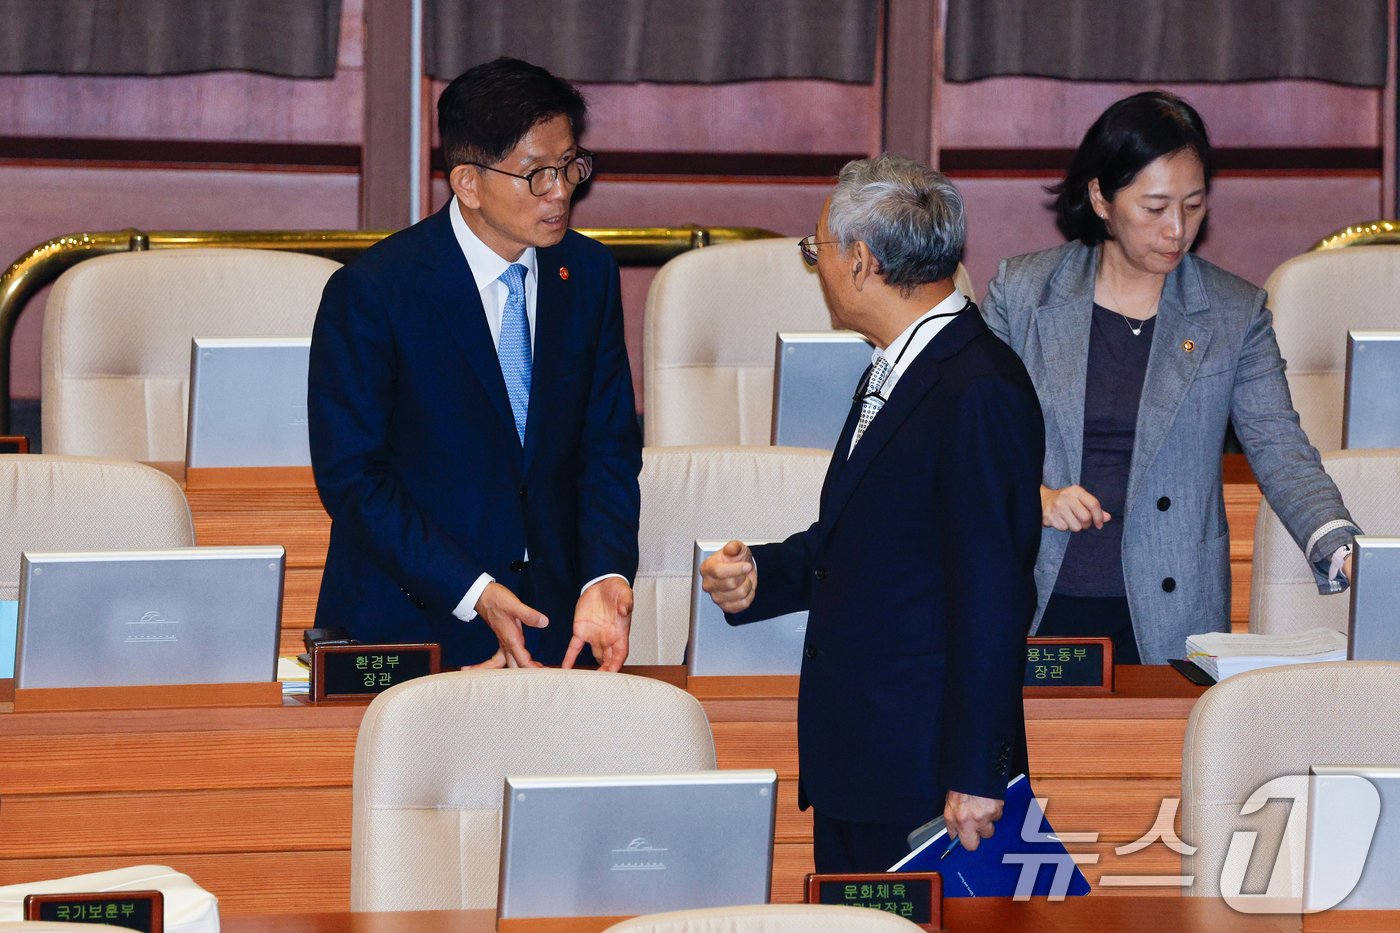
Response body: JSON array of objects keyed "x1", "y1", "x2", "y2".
[
  {"x1": 642, "y1": 238, "x2": 975, "y2": 446},
  {"x1": 603, "y1": 904, "x2": 926, "y2": 932},
  {"x1": 1180, "y1": 661, "x2": 1400, "y2": 898},
  {"x1": 1249, "y1": 449, "x2": 1400, "y2": 635},
  {"x1": 41, "y1": 248, "x2": 339, "y2": 461},
  {"x1": 351, "y1": 668, "x2": 716, "y2": 912},
  {"x1": 1262, "y1": 245, "x2": 1400, "y2": 453},
  {"x1": 0, "y1": 455, "x2": 194, "y2": 600},
  {"x1": 629, "y1": 446, "x2": 829, "y2": 664}
]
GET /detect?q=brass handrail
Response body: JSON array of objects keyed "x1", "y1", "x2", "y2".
[
  {"x1": 1311, "y1": 220, "x2": 1400, "y2": 251},
  {"x1": 0, "y1": 225, "x2": 781, "y2": 433}
]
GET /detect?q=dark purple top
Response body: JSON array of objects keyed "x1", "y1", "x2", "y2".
[{"x1": 1053, "y1": 303, "x2": 1155, "y2": 598}]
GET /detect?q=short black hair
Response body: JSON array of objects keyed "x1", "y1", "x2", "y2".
[
  {"x1": 437, "y1": 57, "x2": 587, "y2": 170},
  {"x1": 1050, "y1": 91, "x2": 1214, "y2": 245}
]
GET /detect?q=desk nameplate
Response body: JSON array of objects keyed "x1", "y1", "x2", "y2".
[
  {"x1": 807, "y1": 871, "x2": 942, "y2": 930},
  {"x1": 1024, "y1": 637, "x2": 1114, "y2": 695},
  {"x1": 311, "y1": 643, "x2": 440, "y2": 702},
  {"x1": 25, "y1": 889, "x2": 163, "y2": 932}
]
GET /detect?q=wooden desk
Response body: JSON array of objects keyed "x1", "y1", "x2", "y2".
[
  {"x1": 0, "y1": 666, "x2": 1204, "y2": 914},
  {"x1": 150, "y1": 454, "x2": 1264, "y2": 655},
  {"x1": 217, "y1": 900, "x2": 1400, "y2": 933}
]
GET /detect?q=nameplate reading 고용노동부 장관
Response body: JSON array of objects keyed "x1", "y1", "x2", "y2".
[
  {"x1": 1023, "y1": 637, "x2": 1114, "y2": 692},
  {"x1": 310, "y1": 643, "x2": 441, "y2": 701}
]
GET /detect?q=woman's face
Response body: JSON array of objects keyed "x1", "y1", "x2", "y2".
[{"x1": 1091, "y1": 148, "x2": 1207, "y2": 277}]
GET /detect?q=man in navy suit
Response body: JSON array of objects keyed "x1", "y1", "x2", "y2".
[
  {"x1": 308, "y1": 58, "x2": 641, "y2": 671},
  {"x1": 701, "y1": 156, "x2": 1044, "y2": 873}
]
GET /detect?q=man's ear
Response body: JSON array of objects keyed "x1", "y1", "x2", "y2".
[
  {"x1": 449, "y1": 164, "x2": 481, "y2": 210},
  {"x1": 850, "y1": 241, "x2": 875, "y2": 289}
]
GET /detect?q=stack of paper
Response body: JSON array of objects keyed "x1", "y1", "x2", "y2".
[
  {"x1": 277, "y1": 655, "x2": 311, "y2": 696},
  {"x1": 1186, "y1": 628, "x2": 1347, "y2": 682}
]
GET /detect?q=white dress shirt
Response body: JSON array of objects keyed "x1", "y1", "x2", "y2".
[
  {"x1": 447, "y1": 199, "x2": 623, "y2": 623},
  {"x1": 848, "y1": 288, "x2": 966, "y2": 457}
]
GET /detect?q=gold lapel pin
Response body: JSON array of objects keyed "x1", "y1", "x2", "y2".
[
  {"x1": 1182, "y1": 339, "x2": 1195, "y2": 352},
  {"x1": 559, "y1": 267, "x2": 569, "y2": 281}
]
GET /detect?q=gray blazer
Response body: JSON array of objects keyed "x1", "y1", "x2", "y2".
[{"x1": 982, "y1": 242, "x2": 1356, "y2": 664}]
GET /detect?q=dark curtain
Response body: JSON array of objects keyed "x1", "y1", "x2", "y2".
[
  {"x1": 946, "y1": 0, "x2": 1387, "y2": 87},
  {"x1": 0, "y1": 0, "x2": 342, "y2": 78},
  {"x1": 426, "y1": 0, "x2": 879, "y2": 83}
]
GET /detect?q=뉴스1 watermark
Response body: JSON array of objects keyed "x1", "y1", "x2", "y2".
[{"x1": 1011, "y1": 774, "x2": 1383, "y2": 912}]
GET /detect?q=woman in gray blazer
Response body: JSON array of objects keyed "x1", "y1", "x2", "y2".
[{"x1": 982, "y1": 91, "x2": 1358, "y2": 666}]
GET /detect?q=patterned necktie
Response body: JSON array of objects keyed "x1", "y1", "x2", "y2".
[
  {"x1": 851, "y1": 356, "x2": 892, "y2": 451},
  {"x1": 497, "y1": 263, "x2": 532, "y2": 445}
]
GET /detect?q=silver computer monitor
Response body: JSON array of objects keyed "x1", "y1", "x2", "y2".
[
  {"x1": 687, "y1": 540, "x2": 807, "y2": 677},
  {"x1": 1347, "y1": 536, "x2": 1400, "y2": 662},
  {"x1": 497, "y1": 769, "x2": 777, "y2": 920},
  {"x1": 1304, "y1": 765, "x2": 1400, "y2": 911},
  {"x1": 14, "y1": 546, "x2": 285, "y2": 688},
  {"x1": 771, "y1": 331, "x2": 872, "y2": 449},
  {"x1": 1343, "y1": 331, "x2": 1400, "y2": 449},
  {"x1": 186, "y1": 336, "x2": 312, "y2": 467}
]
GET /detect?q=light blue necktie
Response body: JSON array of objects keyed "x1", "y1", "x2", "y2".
[{"x1": 497, "y1": 263, "x2": 532, "y2": 445}]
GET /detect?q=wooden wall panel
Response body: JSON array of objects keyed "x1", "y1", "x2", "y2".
[
  {"x1": 0, "y1": 0, "x2": 365, "y2": 144},
  {"x1": 939, "y1": 79, "x2": 1382, "y2": 149},
  {"x1": 427, "y1": 79, "x2": 879, "y2": 156}
]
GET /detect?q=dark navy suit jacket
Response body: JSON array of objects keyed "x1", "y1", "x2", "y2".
[
  {"x1": 307, "y1": 202, "x2": 642, "y2": 667},
  {"x1": 729, "y1": 305, "x2": 1044, "y2": 825}
]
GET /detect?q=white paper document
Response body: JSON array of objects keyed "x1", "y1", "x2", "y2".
[{"x1": 1186, "y1": 627, "x2": 1347, "y2": 682}]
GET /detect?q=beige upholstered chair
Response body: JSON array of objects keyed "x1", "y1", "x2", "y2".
[
  {"x1": 41, "y1": 248, "x2": 339, "y2": 461},
  {"x1": 1181, "y1": 662, "x2": 1400, "y2": 898},
  {"x1": 629, "y1": 446, "x2": 829, "y2": 664},
  {"x1": 1263, "y1": 245, "x2": 1400, "y2": 453},
  {"x1": 643, "y1": 238, "x2": 975, "y2": 446},
  {"x1": 351, "y1": 668, "x2": 716, "y2": 912},
  {"x1": 0, "y1": 455, "x2": 194, "y2": 600},
  {"x1": 1249, "y1": 449, "x2": 1400, "y2": 635},
  {"x1": 603, "y1": 904, "x2": 926, "y2": 932}
]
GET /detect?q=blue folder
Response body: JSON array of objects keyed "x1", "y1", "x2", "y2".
[{"x1": 889, "y1": 774, "x2": 1091, "y2": 898}]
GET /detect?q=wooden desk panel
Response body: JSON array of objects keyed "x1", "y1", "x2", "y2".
[
  {"x1": 214, "y1": 899, "x2": 1322, "y2": 933},
  {"x1": 19, "y1": 465, "x2": 1229, "y2": 915},
  {"x1": 0, "y1": 669, "x2": 1205, "y2": 914}
]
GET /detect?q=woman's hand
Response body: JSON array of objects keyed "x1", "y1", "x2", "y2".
[{"x1": 1040, "y1": 484, "x2": 1112, "y2": 532}]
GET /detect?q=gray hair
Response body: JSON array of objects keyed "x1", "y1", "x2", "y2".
[{"x1": 826, "y1": 155, "x2": 966, "y2": 292}]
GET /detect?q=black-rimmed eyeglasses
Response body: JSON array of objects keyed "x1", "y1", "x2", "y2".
[
  {"x1": 798, "y1": 234, "x2": 838, "y2": 266},
  {"x1": 467, "y1": 150, "x2": 595, "y2": 197}
]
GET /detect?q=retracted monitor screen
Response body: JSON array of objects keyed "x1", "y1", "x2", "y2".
[
  {"x1": 1305, "y1": 765, "x2": 1400, "y2": 910},
  {"x1": 688, "y1": 541, "x2": 807, "y2": 676},
  {"x1": 772, "y1": 331, "x2": 874, "y2": 449},
  {"x1": 15, "y1": 546, "x2": 285, "y2": 689},
  {"x1": 1343, "y1": 331, "x2": 1400, "y2": 449},
  {"x1": 1348, "y1": 536, "x2": 1400, "y2": 662},
  {"x1": 186, "y1": 337, "x2": 313, "y2": 467},
  {"x1": 498, "y1": 770, "x2": 777, "y2": 919}
]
